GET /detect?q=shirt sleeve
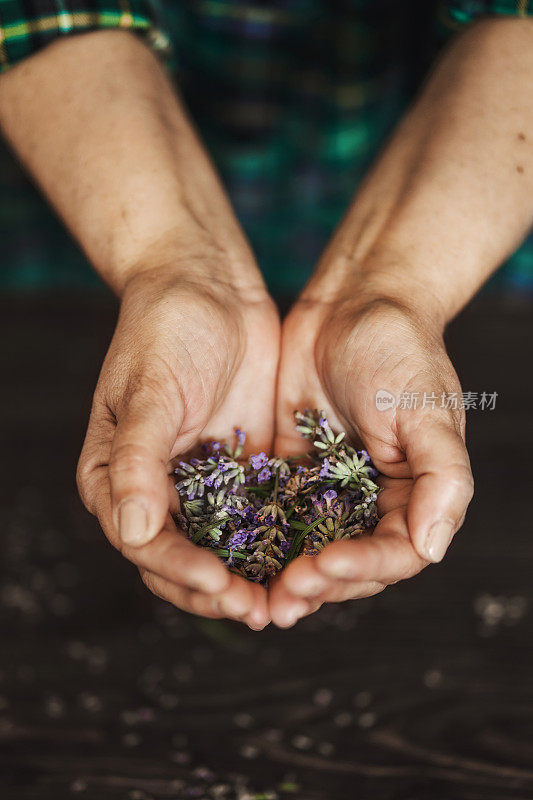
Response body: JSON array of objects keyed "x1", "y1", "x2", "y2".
[
  {"x1": 0, "y1": 0, "x2": 170, "y2": 72},
  {"x1": 440, "y1": 0, "x2": 533, "y2": 31}
]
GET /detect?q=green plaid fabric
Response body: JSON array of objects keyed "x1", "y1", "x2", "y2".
[
  {"x1": 442, "y1": 1, "x2": 533, "y2": 27},
  {"x1": 1, "y1": 0, "x2": 533, "y2": 295},
  {"x1": 0, "y1": 0, "x2": 167, "y2": 70}
]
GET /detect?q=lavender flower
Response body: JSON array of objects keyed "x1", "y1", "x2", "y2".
[
  {"x1": 319, "y1": 458, "x2": 330, "y2": 478},
  {"x1": 173, "y1": 410, "x2": 381, "y2": 585},
  {"x1": 323, "y1": 489, "x2": 338, "y2": 507},
  {"x1": 228, "y1": 530, "x2": 252, "y2": 549},
  {"x1": 250, "y1": 452, "x2": 269, "y2": 470},
  {"x1": 257, "y1": 467, "x2": 272, "y2": 483}
]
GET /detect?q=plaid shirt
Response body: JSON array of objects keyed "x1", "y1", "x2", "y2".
[{"x1": 1, "y1": 0, "x2": 533, "y2": 294}]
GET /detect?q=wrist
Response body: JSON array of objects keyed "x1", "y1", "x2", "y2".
[
  {"x1": 300, "y1": 251, "x2": 450, "y2": 334},
  {"x1": 109, "y1": 227, "x2": 268, "y2": 301}
]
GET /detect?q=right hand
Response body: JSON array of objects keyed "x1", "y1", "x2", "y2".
[
  {"x1": 77, "y1": 268, "x2": 280, "y2": 630},
  {"x1": 270, "y1": 293, "x2": 474, "y2": 626}
]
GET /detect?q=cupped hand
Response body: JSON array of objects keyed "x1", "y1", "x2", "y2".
[
  {"x1": 77, "y1": 269, "x2": 280, "y2": 630},
  {"x1": 270, "y1": 294, "x2": 474, "y2": 627}
]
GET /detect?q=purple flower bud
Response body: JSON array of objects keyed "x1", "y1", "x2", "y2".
[
  {"x1": 310, "y1": 494, "x2": 324, "y2": 514},
  {"x1": 228, "y1": 530, "x2": 249, "y2": 549},
  {"x1": 323, "y1": 489, "x2": 338, "y2": 504},
  {"x1": 319, "y1": 458, "x2": 330, "y2": 478},
  {"x1": 257, "y1": 467, "x2": 272, "y2": 484},
  {"x1": 211, "y1": 441, "x2": 221, "y2": 452},
  {"x1": 360, "y1": 449, "x2": 370, "y2": 463},
  {"x1": 250, "y1": 452, "x2": 268, "y2": 470},
  {"x1": 319, "y1": 416, "x2": 329, "y2": 429},
  {"x1": 235, "y1": 428, "x2": 246, "y2": 446}
]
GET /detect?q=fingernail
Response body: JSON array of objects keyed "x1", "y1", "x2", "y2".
[
  {"x1": 247, "y1": 621, "x2": 267, "y2": 632},
  {"x1": 249, "y1": 609, "x2": 268, "y2": 629},
  {"x1": 118, "y1": 500, "x2": 149, "y2": 546},
  {"x1": 425, "y1": 519, "x2": 455, "y2": 563}
]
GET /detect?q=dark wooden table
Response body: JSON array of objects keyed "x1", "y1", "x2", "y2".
[{"x1": 1, "y1": 292, "x2": 532, "y2": 800}]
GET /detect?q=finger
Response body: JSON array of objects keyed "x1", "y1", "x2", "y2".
[
  {"x1": 243, "y1": 582, "x2": 271, "y2": 631},
  {"x1": 315, "y1": 508, "x2": 428, "y2": 585},
  {"x1": 124, "y1": 521, "x2": 231, "y2": 595},
  {"x1": 269, "y1": 580, "x2": 313, "y2": 628},
  {"x1": 210, "y1": 573, "x2": 255, "y2": 621},
  {"x1": 376, "y1": 477, "x2": 411, "y2": 516},
  {"x1": 314, "y1": 579, "x2": 385, "y2": 604},
  {"x1": 144, "y1": 569, "x2": 270, "y2": 628},
  {"x1": 276, "y1": 555, "x2": 332, "y2": 599},
  {"x1": 109, "y1": 385, "x2": 185, "y2": 547},
  {"x1": 81, "y1": 466, "x2": 231, "y2": 594},
  {"x1": 140, "y1": 569, "x2": 225, "y2": 618},
  {"x1": 400, "y1": 414, "x2": 474, "y2": 563}
]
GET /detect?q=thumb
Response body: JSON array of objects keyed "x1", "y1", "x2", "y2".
[
  {"x1": 110, "y1": 388, "x2": 184, "y2": 548},
  {"x1": 401, "y1": 413, "x2": 474, "y2": 563}
]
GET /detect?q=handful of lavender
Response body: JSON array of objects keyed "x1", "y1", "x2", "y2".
[{"x1": 174, "y1": 410, "x2": 380, "y2": 585}]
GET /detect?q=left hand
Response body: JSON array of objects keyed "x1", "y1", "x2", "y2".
[{"x1": 269, "y1": 292, "x2": 474, "y2": 627}]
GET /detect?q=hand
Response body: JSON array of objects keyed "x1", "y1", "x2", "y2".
[
  {"x1": 270, "y1": 294, "x2": 474, "y2": 627},
  {"x1": 77, "y1": 268, "x2": 280, "y2": 630}
]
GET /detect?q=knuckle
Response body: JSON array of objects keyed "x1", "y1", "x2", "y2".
[
  {"x1": 109, "y1": 443, "x2": 151, "y2": 479},
  {"x1": 392, "y1": 553, "x2": 425, "y2": 583},
  {"x1": 446, "y1": 464, "x2": 475, "y2": 501},
  {"x1": 140, "y1": 570, "x2": 165, "y2": 602},
  {"x1": 76, "y1": 454, "x2": 97, "y2": 512},
  {"x1": 76, "y1": 456, "x2": 89, "y2": 496}
]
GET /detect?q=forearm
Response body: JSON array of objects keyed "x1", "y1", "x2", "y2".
[
  {"x1": 306, "y1": 18, "x2": 533, "y2": 327},
  {"x1": 0, "y1": 31, "x2": 263, "y2": 296}
]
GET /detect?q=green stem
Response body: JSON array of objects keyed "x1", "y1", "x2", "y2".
[
  {"x1": 272, "y1": 466, "x2": 281, "y2": 504},
  {"x1": 212, "y1": 548, "x2": 247, "y2": 560},
  {"x1": 244, "y1": 486, "x2": 271, "y2": 497},
  {"x1": 286, "y1": 515, "x2": 326, "y2": 563},
  {"x1": 289, "y1": 520, "x2": 309, "y2": 531},
  {"x1": 191, "y1": 516, "x2": 230, "y2": 545}
]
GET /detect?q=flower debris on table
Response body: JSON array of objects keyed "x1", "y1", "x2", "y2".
[{"x1": 173, "y1": 410, "x2": 380, "y2": 585}]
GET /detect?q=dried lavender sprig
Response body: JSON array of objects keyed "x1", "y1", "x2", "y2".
[{"x1": 173, "y1": 411, "x2": 381, "y2": 584}]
